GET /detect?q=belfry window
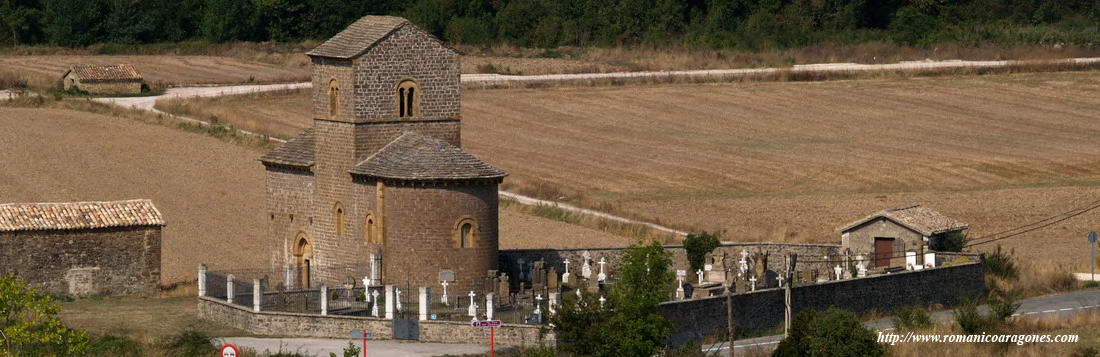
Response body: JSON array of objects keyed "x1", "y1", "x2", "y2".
[{"x1": 397, "y1": 80, "x2": 418, "y2": 118}]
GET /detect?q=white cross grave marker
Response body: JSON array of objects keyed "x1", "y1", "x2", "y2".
[
  {"x1": 371, "y1": 290, "x2": 380, "y2": 317},
  {"x1": 749, "y1": 275, "x2": 757, "y2": 291},
  {"x1": 581, "y1": 251, "x2": 593, "y2": 278},
  {"x1": 395, "y1": 288, "x2": 403, "y2": 312},
  {"x1": 777, "y1": 275, "x2": 785, "y2": 288},
  {"x1": 535, "y1": 294, "x2": 543, "y2": 315},
  {"x1": 597, "y1": 257, "x2": 607, "y2": 282},
  {"x1": 599, "y1": 295, "x2": 606, "y2": 308},
  {"x1": 835, "y1": 265, "x2": 844, "y2": 280},
  {"x1": 696, "y1": 269, "x2": 705, "y2": 284},
  {"x1": 363, "y1": 277, "x2": 371, "y2": 302},
  {"x1": 467, "y1": 291, "x2": 477, "y2": 317},
  {"x1": 562, "y1": 259, "x2": 571, "y2": 284},
  {"x1": 676, "y1": 270, "x2": 686, "y2": 300},
  {"x1": 440, "y1": 280, "x2": 450, "y2": 306}
]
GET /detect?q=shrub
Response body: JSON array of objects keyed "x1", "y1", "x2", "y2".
[
  {"x1": 893, "y1": 305, "x2": 933, "y2": 331},
  {"x1": 984, "y1": 245, "x2": 1018, "y2": 280},
  {"x1": 929, "y1": 231, "x2": 967, "y2": 252},
  {"x1": 85, "y1": 334, "x2": 143, "y2": 356},
  {"x1": 683, "y1": 231, "x2": 721, "y2": 273},
  {"x1": 0, "y1": 275, "x2": 89, "y2": 356},
  {"x1": 161, "y1": 330, "x2": 216, "y2": 357},
  {"x1": 1084, "y1": 281, "x2": 1099, "y2": 289},
  {"x1": 329, "y1": 342, "x2": 360, "y2": 357},
  {"x1": 773, "y1": 307, "x2": 886, "y2": 357},
  {"x1": 952, "y1": 297, "x2": 993, "y2": 334},
  {"x1": 1072, "y1": 346, "x2": 1100, "y2": 357}
]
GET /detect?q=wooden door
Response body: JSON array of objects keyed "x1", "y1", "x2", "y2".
[{"x1": 874, "y1": 237, "x2": 895, "y2": 268}]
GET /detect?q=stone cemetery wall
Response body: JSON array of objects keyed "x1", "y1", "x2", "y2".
[
  {"x1": 657, "y1": 255, "x2": 984, "y2": 338},
  {"x1": 81, "y1": 80, "x2": 142, "y2": 95},
  {"x1": 198, "y1": 296, "x2": 550, "y2": 346},
  {"x1": 0, "y1": 227, "x2": 161, "y2": 297},
  {"x1": 499, "y1": 242, "x2": 840, "y2": 288}
]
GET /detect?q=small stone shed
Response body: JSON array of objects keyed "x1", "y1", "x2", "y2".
[
  {"x1": 0, "y1": 199, "x2": 164, "y2": 297},
  {"x1": 60, "y1": 64, "x2": 144, "y2": 95},
  {"x1": 838, "y1": 205, "x2": 967, "y2": 269}
]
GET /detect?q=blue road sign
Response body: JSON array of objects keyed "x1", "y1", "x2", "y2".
[
  {"x1": 1089, "y1": 232, "x2": 1097, "y2": 244},
  {"x1": 348, "y1": 331, "x2": 373, "y2": 339}
]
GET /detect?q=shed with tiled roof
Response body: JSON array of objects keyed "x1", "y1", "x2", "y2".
[
  {"x1": 61, "y1": 64, "x2": 144, "y2": 95},
  {"x1": 0, "y1": 199, "x2": 163, "y2": 297},
  {"x1": 838, "y1": 205, "x2": 968, "y2": 269}
]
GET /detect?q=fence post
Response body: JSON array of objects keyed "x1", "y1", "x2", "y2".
[
  {"x1": 385, "y1": 285, "x2": 395, "y2": 319},
  {"x1": 197, "y1": 264, "x2": 207, "y2": 297},
  {"x1": 419, "y1": 287, "x2": 431, "y2": 321},
  {"x1": 226, "y1": 274, "x2": 235, "y2": 304},
  {"x1": 486, "y1": 292, "x2": 495, "y2": 320},
  {"x1": 253, "y1": 279, "x2": 262, "y2": 312},
  {"x1": 321, "y1": 284, "x2": 328, "y2": 316}
]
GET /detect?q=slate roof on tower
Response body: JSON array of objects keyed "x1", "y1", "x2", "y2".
[
  {"x1": 259, "y1": 128, "x2": 315, "y2": 168},
  {"x1": 838, "y1": 205, "x2": 968, "y2": 236},
  {"x1": 65, "y1": 64, "x2": 143, "y2": 82},
  {"x1": 0, "y1": 199, "x2": 164, "y2": 232},
  {"x1": 349, "y1": 131, "x2": 506, "y2": 181},
  {"x1": 307, "y1": 16, "x2": 456, "y2": 59}
]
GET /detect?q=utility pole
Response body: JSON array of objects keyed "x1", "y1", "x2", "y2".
[{"x1": 726, "y1": 267, "x2": 735, "y2": 357}]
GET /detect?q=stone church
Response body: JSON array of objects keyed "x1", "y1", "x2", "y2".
[{"x1": 260, "y1": 16, "x2": 506, "y2": 293}]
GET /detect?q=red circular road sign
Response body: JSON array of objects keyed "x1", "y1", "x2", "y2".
[{"x1": 221, "y1": 344, "x2": 240, "y2": 357}]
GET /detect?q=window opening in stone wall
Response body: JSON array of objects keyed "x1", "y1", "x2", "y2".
[
  {"x1": 460, "y1": 222, "x2": 472, "y2": 248},
  {"x1": 328, "y1": 79, "x2": 340, "y2": 118},
  {"x1": 334, "y1": 203, "x2": 345, "y2": 237},
  {"x1": 396, "y1": 80, "x2": 418, "y2": 119},
  {"x1": 365, "y1": 215, "x2": 378, "y2": 244}
]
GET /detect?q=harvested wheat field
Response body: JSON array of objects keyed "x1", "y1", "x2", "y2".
[
  {"x1": 155, "y1": 71, "x2": 1100, "y2": 268},
  {"x1": 0, "y1": 55, "x2": 310, "y2": 88},
  {"x1": 0, "y1": 107, "x2": 630, "y2": 283}
]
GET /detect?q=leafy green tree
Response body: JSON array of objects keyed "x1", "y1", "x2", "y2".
[
  {"x1": 889, "y1": 5, "x2": 941, "y2": 46},
  {"x1": 42, "y1": 0, "x2": 108, "y2": 47},
  {"x1": 0, "y1": 275, "x2": 89, "y2": 356},
  {"x1": 201, "y1": 0, "x2": 257, "y2": 43},
  {"x1": 773, "y1": 307, "x2": 886, "y2": 357},
  {"x1": 0, "y1": 0, "x2": 42, "y2": 45},
  {"x1": 684, "y1": 231, "x2": 720, "y2": 273},
  {"x1": 929, "y1": 230, "x2": 967, "y2": 252},
  {"x1": 551, "y1": 241, "x2": 674, "y2": 357}
]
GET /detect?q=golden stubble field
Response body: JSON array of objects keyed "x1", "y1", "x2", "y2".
[
  {"x1": 157, "y1": 71, "x2": 1100, "y2": 269},
  {"x1": 0, "y1": 107, "x2": 631, "y2": 283},
  {"x1": 0, "y1": 55, "x2": 312, "y2": 88}
]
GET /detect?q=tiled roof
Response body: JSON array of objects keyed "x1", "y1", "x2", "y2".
[
  {"x1": 349, "y1": 131, "x2": 507, "y2": 181},
  {"x1": 260, "y1": 128, "x2": 315, "y2": 168},
  {"x1": 839, "y1": 205, "x2": 968, "y2": 236},
  {"x1": 307, "y1": 16, "x2": 409, "y2": 59},
  {"x1": 0, "y1": 199, "x2": 164, "y2": 232},
  {"x1": 68, "y1": 64, "x2": 142, "y2": 82}
]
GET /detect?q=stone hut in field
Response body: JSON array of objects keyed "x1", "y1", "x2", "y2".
[
  {"x1": 838, "y1": 205, "x2": 967, "y2": 269},
  {"x1": 61, "y1": 64, "x2": 144, "y2": 95},
  {"x1": 260, "y1": 16, "x2": 506, "y2": 293},
  {"x1": 0, "y1": 199, "x2": 164, "y2": 297}
]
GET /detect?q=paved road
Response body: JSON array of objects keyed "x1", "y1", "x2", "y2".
[
  {"x1": 702, "y1": 288, "x2": 1100, "y2": 355},
  {"x1": 217, "y1": 337, "x2": 490, "y2": 357}
]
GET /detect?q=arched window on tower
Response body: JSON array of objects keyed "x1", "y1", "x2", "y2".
[
  {"x1": 364, "y1": 214, "x2": 380, "y2": 244},
  {"x1": 334, "y1": 202, "x2": 345, "y2": 237},
  {"x1": 328, "y1": 79, "x2": 340, "y2": 118},
  {"x1": 396, "y1": 80, "x2": 418, "y2": 119}
]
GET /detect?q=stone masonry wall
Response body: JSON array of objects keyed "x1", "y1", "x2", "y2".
[
  {"x1": 266, "y1": 167, "x2": 316, "y2": 273},
  {"x1": 351, "y1": 25, "x2": 461, "y2": 123},
  {"x1": 383, "y1": 182, "x2": 499, "y2": 293},
  {"x1": 311, "y1": 119, "x2": 361, "y2": 285},
  {"x1": 499, "y1": 242, "x2": 840, "y2": 288},
  {"x1": 311, "y1": 58, "x2": 355, "y2": 122},
  {"x1": 657, "y1": 257, "x2": 984, "y2": 338},
  {"x1": 0, "y1": 227, "x2": 161, "y2": 296},
  {"x1": 198, "y1": 297, "x2": 549, "y2": 346},
  {"x1": 842, "y1": 217, "x2": 925, "y2": 269},
  {"x1": 80, "y1": 81, "x2": 142, "y2": 95}
]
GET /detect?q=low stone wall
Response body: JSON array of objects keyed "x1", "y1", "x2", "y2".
[
  {"x1": 658, "y1": 255, "x2": 984, "y2": 338},
  {"x1": 81, "y1": 80, "x2": 142, "y2": 95},
  {"x1": 500, "y1": 242, "x2": 840, "y2": 286},
  {"x1": 198, "y1": 297, "x2": 551, "y2": 346}
]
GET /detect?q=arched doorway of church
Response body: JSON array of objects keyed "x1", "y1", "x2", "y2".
[{"x1": 294, "y1": 233, "x2": 313, "y2": 289}]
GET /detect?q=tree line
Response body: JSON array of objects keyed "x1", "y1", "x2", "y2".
[{"x1": 1, "y1": 0, "x2": 1097, "y2": 49}]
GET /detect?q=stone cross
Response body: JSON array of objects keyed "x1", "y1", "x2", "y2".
[
  {"x1": 597, "y1": 257, "x2": 607, "y2": 282},
  {"x1": 440, "y1": 280, "x2": 450, "y2": 306},
  {"x1": 371, "y1": 290, "x2": 380, "y2": 317},
  {"x1": 467, "y1": 291, "x2": 477, "y2": 317},
  {"x1": 777, "y1": 275, "x2": 785, "y2": 288},
  {"x1": 739, "y1": 250, "x2": 750, "y2": 274},
  {"x1": 599, "y1": 295, "x2": 606, "y2": 308},
  {"x1": 696, "y1": 269, "x2": 705, "y2": 284},
  {"x1": 834, "y1": 265, "x2": 843, "y2": 281},
  {"x1": 562, "y1": 259, "x2": 571, "y2": 284},
  {"x1": 749, "y1": 275, "x2": 757, "y2": 291},
  {"x1": 534, "y1": 294, "x2": 543, "y2": 315}
]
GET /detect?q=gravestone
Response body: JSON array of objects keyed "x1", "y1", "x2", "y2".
[
  {"x1": 586, "y1": 276, "x2": 599, "y2": 294},
  {"x1": 498, "y1": 274, "x2": 512, "y2": 305},
  {"x1": 532, "y1": 260, "x2": 546, "y2": 290},
  {"x1": 581, "y1": 251, "x2": 593, "y2": 279},
  {"x1": 547, "y1": 267, "x2": 559, "y2": 291}
]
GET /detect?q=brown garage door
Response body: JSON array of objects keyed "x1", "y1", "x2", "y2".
[{"x1": 874, "y1": 237, "x2": 895, "y2": 268}]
